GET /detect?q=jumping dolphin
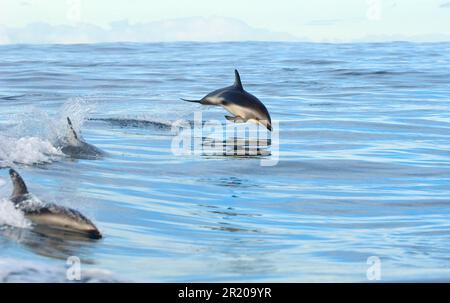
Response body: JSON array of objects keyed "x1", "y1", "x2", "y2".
[
  {"x1": 8, "y1": 168, "x2": 102, "y2": 239},
  {"x1": 181, "y1": 70, "x2": 272, "y2": 131},
  {"x1": 60, "y1": 117, "x2": 105, "y2": 159}
]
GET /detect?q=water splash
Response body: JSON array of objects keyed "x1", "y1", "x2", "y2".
[
  {"x1": 56, "y1": 96, "x2": 96, "y2": 140},
  {"x1": 0, "y1": 97, "x2": 96, "y2": 165},
  {"x1": 0, "y1": 135, "x2": 63, "y2": 166},
  {"x1": 8, "y1": 107, "x2": 60, "y2": 142},
  {"x1": 0, "y1": 198, "x2": 31, "y2": 229}
]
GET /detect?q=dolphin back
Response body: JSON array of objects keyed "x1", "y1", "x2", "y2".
[{"x1": 61, "y1": 141, "x2": 105, "y2": 159}]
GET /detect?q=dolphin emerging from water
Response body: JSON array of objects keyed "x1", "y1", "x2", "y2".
[
  {"x1": 8, "y1": 168, "x2": 102, "y2": 239},
  {"x1": 60, "y1": 117, "x2": 105, "y2": 159},
  {"x1": 181, "y1": 70, "x2": 272, "y2": 131}
]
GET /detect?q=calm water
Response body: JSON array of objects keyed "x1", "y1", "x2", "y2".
[{"x1": 1, "y1": 42, "x2": 450, "y2": 282}]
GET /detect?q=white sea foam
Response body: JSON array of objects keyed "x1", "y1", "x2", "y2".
[
  {"x1": 0, "y1": 135, "x2": 63, "y2": 166},
  {"x1": 0, "y1": 198, "x2": 31, "y2": 229},
  {"x1": 0, "y1": 97, "x2": 95, "y2": 165}
]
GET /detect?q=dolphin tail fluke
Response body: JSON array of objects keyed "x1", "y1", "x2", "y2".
[
  {"x1": 234, "y1": 69, "x2": 244, "y2": 90},
  {"x1": 9, "y1": 169, "x2": 29, "y2": 198},
  {"x1": 180, "y1": 98, "x2": 202, "y2": 103}
]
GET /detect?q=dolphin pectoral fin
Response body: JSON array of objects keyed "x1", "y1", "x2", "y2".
[{"x1": 225, "y1": 115, "x2": 246, "y2": 123}]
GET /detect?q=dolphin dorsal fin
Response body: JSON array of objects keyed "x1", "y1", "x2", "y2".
[
  {"x1": 234, "y1": 69, "x2": 244, "y2": 90},
  {"x1": 66, "y1": 117, "x2": 79, "y2": 144},
  {"x1": 9, "y1": 169, "x2": 29, "y2": 198}
]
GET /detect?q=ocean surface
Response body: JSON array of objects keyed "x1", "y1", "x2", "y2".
[{"x1": 1, "y1": 42, "x2": 450, "y2": 282}]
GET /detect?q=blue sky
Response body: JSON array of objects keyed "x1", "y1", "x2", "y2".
[{"x1": 0, "y1": 0, "x2": 450, "y2": 43}]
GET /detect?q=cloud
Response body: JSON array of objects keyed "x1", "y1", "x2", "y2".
[
  {"x1": 304, "y1": 19, "x2": 344, "y2": 26},
  {"x1": 1, "y1": 15, "x2": 449, "y2": 44},
  {"x1": 440, "y1": 2, "x2": 450, "y2": 7},
  {"x1": 0, "y1": 17, "x2": 298, "y2": 44}
]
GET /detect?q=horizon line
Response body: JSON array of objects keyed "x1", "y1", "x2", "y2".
[{"x1": 2, "y1": 40, "x2": 450, "y2": 46}]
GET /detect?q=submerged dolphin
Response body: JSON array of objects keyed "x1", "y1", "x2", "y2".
[
  {"x1": 181, "y1": 70, "x2": 272, "y2": 131},
  {"x1": 60, "y1": 117, "x2": 105, "y2": 159},
  {"x1": 8, "y1": 169, "x2": 102, "y2": 239}
]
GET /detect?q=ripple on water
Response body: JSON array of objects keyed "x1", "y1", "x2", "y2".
[{"x1": 1, "y1": 42, "x2": 450, "y2": 282}]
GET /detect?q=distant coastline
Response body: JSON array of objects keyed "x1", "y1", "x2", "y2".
[{"x1": 1, "y1": 16, "x2": 450, "y2": 45}]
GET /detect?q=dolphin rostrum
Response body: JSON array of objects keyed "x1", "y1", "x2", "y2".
[
  {"x1": 8, "y1": 168, "x2": 102, "y2": 239},
  {"x1": 181, "y1": 70, "x2": 272, "y2": 131},
  {"x1": 60, "y1": 117, "x2": 105, "y2": 159}
]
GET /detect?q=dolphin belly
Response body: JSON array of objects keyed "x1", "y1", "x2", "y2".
[
  {"x1": 223, "y1": 103, "x2": 255, "y2": 120},
  {"x1": 224, "y1": 103, "x2": 272, "y2": 130}
]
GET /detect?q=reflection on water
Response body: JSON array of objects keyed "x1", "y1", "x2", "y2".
[
  {"x1": 205, "y1": 223, "x2": 259, "y2": 233},
  {"x1": 0, "y1": 225, "x2": 99, "y2": 263},
  {"x1": 202, "y1": 137, "x2": 271, "y2": 146},
  {"x1": 200, "y1": 135, "x2": 272, "y2": 157}
]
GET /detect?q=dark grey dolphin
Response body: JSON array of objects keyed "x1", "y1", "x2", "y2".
[
  {"x1": 60, "y1": 117, "x2": 105, "y2": 159},
  {"x1": 8, "y1": 169, "x2": 102, "y2": 239},
  {"x1": 181, "y1": 70, "x2": 272, "y2": 131}
]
